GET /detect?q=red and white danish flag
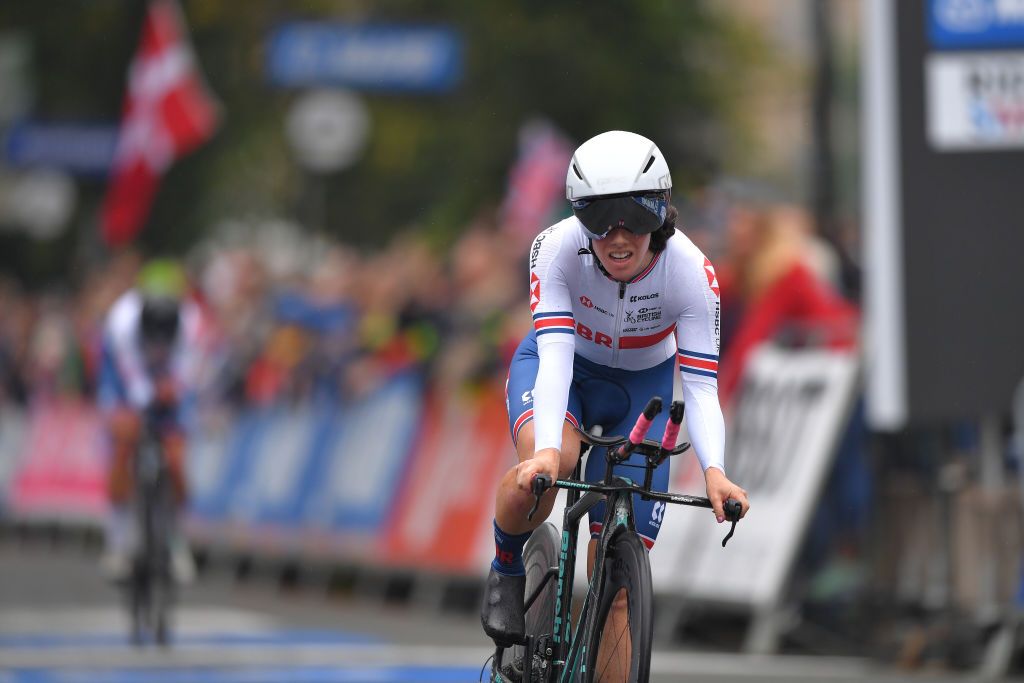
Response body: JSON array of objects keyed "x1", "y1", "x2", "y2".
[{"x1": 100, "y1": 0, "x2": 220, "y2": 246}]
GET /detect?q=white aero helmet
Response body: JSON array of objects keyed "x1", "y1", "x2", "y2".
[{"x1": 566, "y1": 130, "x2": 672, "y2": 238}]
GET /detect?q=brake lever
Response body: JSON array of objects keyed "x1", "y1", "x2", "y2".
[
  {"x1": 528, "y1": 474, "x2": 552, "y2": 521},
  {"x1": 721, "y1": 499, "x2": 742, "y2": 547}
]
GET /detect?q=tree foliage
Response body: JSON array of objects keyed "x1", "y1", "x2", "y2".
[{"x1": 0, "y1": 0, "x2": 765, "y2": 280}]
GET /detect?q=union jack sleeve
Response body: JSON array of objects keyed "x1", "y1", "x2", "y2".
[
  {"x1": 533, "y1": 311, "x2": 575, "y2": 336},
  {"x1": 678, "y1": 348, "x2": 718, "y2": 379}
]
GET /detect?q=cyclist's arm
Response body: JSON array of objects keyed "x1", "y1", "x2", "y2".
[
  {"x1": 107, "y1": 292, "x2": 155, "y2": 411},
  {"x1": 673, "y1": 251, "x2": 726, "y2": 475},
  {"x1": 529, "y1": 226, "x2": 576, "y2": 455}
]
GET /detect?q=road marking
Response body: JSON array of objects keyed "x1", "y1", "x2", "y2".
[{"x1": 0, "y1": 606, "x2": 876, "y2": 681}]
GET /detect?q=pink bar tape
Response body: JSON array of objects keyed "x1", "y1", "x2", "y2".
[
  {"x1": 629, "y1": 414, "x2": 654, "y2": 444},
  {"x1": 661, "y1": 421, "x2": 681, "y2": 451}
]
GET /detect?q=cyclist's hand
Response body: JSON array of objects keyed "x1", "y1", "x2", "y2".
[
  {"x1": 516, "y1": 448, "x2": 560, "y2": 492},
  {"x1": 704, "y1": 467, "x2": 749, "y2": 523}
]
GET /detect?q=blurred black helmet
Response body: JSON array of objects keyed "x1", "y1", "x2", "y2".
[{"x1": 137, "y1": 258, "x2": 186, "y2": 345}]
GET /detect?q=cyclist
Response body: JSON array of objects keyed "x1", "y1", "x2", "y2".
[
  {"x1": 482, "y1": 131, "x2": 750, "y2": 652},
  {"x1": 98, "y1": 258, "x2": 199, "y2": 584}
]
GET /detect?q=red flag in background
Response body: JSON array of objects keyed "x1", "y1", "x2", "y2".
[
  {"x1": 100, "y1": 0, "x2": 219, "y2": 246},
  {"x1": 499, "y1": 119, "x2": 573, "y2": 253}
]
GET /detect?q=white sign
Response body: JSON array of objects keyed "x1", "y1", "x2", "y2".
[
  {"x1": 650, "y1": 347, "x2": 859, "y2": 608},
  {"x1": 285, "y1": 88, "x2": 370, "y2": 172},
  {"x1": 927, "y1": 51, "x2": 1024, "y2": 150},
  {"x1": 0, "y1": 170, "x2": 77, "y2": 240}
]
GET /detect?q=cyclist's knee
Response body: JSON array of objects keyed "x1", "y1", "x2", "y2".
[
  {"x1": 162, "y1": 432, "x2": 189, "y2": 505},
  {"x1": 109, "y1": 408, "x2": 142, "y2": 445}
]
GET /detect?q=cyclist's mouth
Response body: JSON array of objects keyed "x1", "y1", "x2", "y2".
[{"x1": 609, "y1": 251, "x2": 633, "y2": 262}]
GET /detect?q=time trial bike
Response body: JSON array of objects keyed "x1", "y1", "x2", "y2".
[{"x1": 486, "y1": 396, "x2": 742, "y2": 682}]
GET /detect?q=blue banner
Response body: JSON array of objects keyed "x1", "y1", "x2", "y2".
[
  {"x1": 929, "y1": 0, "x2": 1024, "y2": 49},
  {"x1": 187, "y1": 374, "x2": 423, "y2": 536},
  {"x1": 266, "y1": 23, "x2": 462, "y2": 92},
  {"x1": 4, "y1": 121, "x2": 117, "y2": 175}
]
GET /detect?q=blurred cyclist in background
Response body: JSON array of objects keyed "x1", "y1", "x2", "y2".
[
  {"x1": 482, "y1": 131, "x2": 750, "y2": 666},
  {"x1": 98, "y1": 258, "x2": 200, "y2": 583}
]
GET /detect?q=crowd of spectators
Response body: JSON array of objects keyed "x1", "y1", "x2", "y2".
[
  {"x1": 0, "y1": 213, "x2": 536, "y2": 424},
  {"x1": 0, "y1": 188, "x2": 861, "y2": 425}
]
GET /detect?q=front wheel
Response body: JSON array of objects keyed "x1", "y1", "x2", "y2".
[
  {"x1": 582, "y1": 532, "x2": 653, "y2": 682},
  {"x1": 493, "y1": 522, "x2": 559, "y2": 682}
]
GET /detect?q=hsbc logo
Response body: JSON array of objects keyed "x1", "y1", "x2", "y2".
[
  {"x1": 578, "y1": 295, "x2": 612, "y2": 317},
  {"x1": 704, "y1": 257, "x2": 720, "y2": 298}
]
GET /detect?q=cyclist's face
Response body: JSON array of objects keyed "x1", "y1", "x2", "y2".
[{"x1": 591, "y1": 227, "x2": 652, "y2": 282}]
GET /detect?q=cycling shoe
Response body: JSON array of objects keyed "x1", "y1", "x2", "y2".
[{"x1": 481, "y1": 567, "x2": 526, "y2": 647}]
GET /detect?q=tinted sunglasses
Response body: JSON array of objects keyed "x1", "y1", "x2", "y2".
[{"x1": 570, "y1": 191, "x2": 669, "y2": 239}]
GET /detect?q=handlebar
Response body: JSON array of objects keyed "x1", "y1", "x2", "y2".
[
  {"x1": 528, "y1": 474, "x2": 744, "y2": 546},
  {"x1": 525, "y1": 395, "x2": 745, "y2": 546}
]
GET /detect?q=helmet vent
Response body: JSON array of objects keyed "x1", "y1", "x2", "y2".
[
  {"x1": 642, "y1": 155, "x2": 656, "y2": 174},
  {"x1": 572, "y1": 163, "x2": 583, "y2": 181}
]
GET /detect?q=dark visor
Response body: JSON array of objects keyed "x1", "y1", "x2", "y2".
[{"x1": 570, "y1": 191, "x2": 669, "y2": 238}]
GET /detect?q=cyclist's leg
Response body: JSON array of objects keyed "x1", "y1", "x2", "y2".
[
  {"x1": 102, "y1": 407, "x2": 141, "y2": 579},
  {"x1": 161, "y1": 428, "x2": 188, "y2": 505},
  {"x1": 108, "y1": 408, "x2": 141, "y2": 503},
  {"x1": 494, "y1": 419, "x2": 582, "y2": 536},
  {"x1": 483, "y1": 332, "x2": 582, "y2": 645}
]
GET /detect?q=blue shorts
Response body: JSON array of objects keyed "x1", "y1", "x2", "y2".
[{"x1": 506, "y1": 331, "x2": 675, "y2": 549}]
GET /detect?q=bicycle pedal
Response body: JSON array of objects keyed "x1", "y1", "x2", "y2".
[{"x1": 498, "y1": 660, "x2": 524, "y2": 683}]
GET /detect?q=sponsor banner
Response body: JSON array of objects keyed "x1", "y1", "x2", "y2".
[
  {"x1": 185, "y1": 414, "x2": 240, "y2": 519},
  {"x1": 220, "y1": 405, "x2": 322, "y2": 527},
  {"x1": 266, "y1": 23, "x2": 462, "y2": 92},
  {"x1": 4, "y1": 121, "x2": 118, "y2": 175},
  {"x1": 928, "y1": 0, "x2": 1024, "y2": 49},
  {"x1": 301, "y1": 374, "x2": 423, "y2": 535},
  {"x1": 650, "y1": 347, "x2": 859, "y2": 607},
  {"x1": 6, "y1": 400, "x2": 108, "y2": 520},
  {"x1": 927, "y1": 51, "x2": 1024, "y2": 150},
  {"x1": 382, "y1": 382, "x2": 511, "y2": 573},
  {"x1": 187, "y1": 409, "x2": 268, "y2": 522},
  {"x1": 188, "y1": 375, "x2": 422, "y2": 541}
]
